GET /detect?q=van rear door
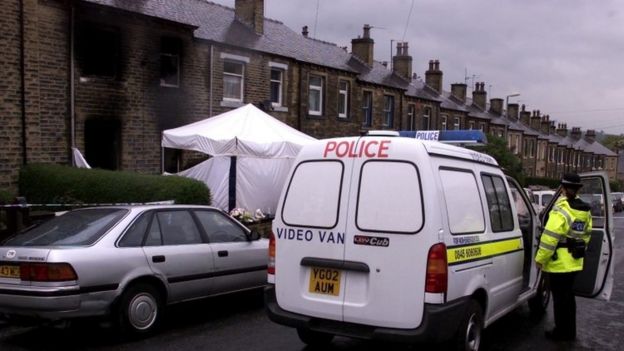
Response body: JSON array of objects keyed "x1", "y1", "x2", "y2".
[
  {"x1": 341, "y1": 137, "x2": 432, "y2": 329},
  {"x1": 540, "y1": 172, "x2": 614, "y2": 300},
  {"x1": 273, "y1": 141, "x2": 353, "y2": 321}
]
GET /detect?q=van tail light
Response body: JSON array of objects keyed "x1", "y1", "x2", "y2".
[
  {"x1": 20, "y1": 263, "x2": 78, "y2": 282},
  {"x1": 268, "y1": 231, "x2": 276, "y2": 275},
  {"x1": 425, "y1": 243, "x2": 447, "y2": 294}
]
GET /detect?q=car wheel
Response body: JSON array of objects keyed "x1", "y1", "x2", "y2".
[
  {"x1": 296, "y1": 327, "x2": 334, "y2": 347},
  {"x1": 455, "y1": 300, "x2": 483, "y2": 351},
  {"x1": 117, "y1": 283, "x2": 163, "y2": 336},
  {"x1": 528, "y1": 273, "x2": 550, "y2": 319}
]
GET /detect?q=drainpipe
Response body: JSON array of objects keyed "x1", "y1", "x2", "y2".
[
  {"x1": 69, "y1": 3, "x2": 76, "y2": 162},
  {"x1": 297, "y1": 65, "x2": 303, "y2": 130},
  {"x1": 19, "y1": 0, "x2": 27, "y2": 165},
  {"x1": 209, "y1": 44, "x2": 214, "y2": 117}
]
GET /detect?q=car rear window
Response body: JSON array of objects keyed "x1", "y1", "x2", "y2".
[
  {"x1": 440, "y1": 169, "x2": 485, "y2": 234},
  {"x1": 356, "y1": 160, "x2": 423, "y2": 234},
  {"x1": 3, "y1": 209, "x2": 128, "y2": 246},
  {"x1": 282, "y1": 160, "x2": 344, "y2": 228}
]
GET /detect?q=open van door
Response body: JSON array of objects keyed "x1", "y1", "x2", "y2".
[{"x1": 540, "y1": 171, "x2": 614, "y2": 301}]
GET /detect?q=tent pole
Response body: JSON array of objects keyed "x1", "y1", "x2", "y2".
[{"x1": 228, "y1": 156, "x2": 237, "y2": 212}]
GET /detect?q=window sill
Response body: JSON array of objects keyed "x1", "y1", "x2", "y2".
[
  {"x1": 272, "y1": 106, "x2": 288, "y2": 112},
  {"x1": 221, "y1": 100, "x2": 244, "y2": 108}
]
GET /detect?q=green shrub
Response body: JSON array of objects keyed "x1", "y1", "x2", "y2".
[
  {"x1": 0, "y1": 189, "x2": 14, "y2": 204},
  {"x1": 19, "y1": 164, "x2": 211, "y2": 205}
]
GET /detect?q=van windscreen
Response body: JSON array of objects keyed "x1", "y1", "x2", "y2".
[{"x1": 281, "y1": 160, "x2": 344, "y2": 228}]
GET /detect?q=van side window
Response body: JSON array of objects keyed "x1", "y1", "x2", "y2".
[
  {"x1": 481, "y1": 174, "x2": 514, "y2": 232},
  {"x1": 282, "y1": 160, "x2": 343, "y2": 228},
  {"x1": 439, "y1": 169, "x2": 485, "y2": 234},
  {"x1": 356, "y1": 160, "x2": 423, "y2": 234}
]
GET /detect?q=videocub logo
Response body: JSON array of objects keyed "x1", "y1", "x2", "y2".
[{"x1": 353, "y1": 235, "x2": 390, "y2": 247}]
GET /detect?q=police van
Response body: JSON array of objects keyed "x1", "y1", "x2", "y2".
[{"x1": 265, "y1": 131, "x2": 614, "y2": 350}]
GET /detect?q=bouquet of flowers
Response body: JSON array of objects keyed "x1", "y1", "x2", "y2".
[{"x1": 230, "y1": 208, "x2": 266, "y2": 223}]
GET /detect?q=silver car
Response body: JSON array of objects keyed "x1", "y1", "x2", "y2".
[{"x1": 0, "y1": 205, "x2": 268, "y2": 334}]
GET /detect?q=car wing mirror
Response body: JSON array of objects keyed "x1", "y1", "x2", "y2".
[{"x1": 248, "y1": 229, "x2": 261, "y2": 241}]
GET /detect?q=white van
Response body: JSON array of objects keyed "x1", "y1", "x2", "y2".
[
  {"x1": 531, "y1": 189, "x2": 556, "y2": 214},
  {"x1": 265, "y1": 134, "x2": 614, "y2": 350}
]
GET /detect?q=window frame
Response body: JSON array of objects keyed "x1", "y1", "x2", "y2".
[
  {"x1": 223, "y1": 60, "x2": 245, "y2": 102},
  {"x1": 453, "y1": 116, "x2": 461, "y2": 130},
  {"x1": 269, "y1": 61, "x2": 288, "y2": 108},
  {"x1": 440, "y1": 114, "x2": 448, "y2": 130},
  {"x1": 383, "y1": 95, "x2": 395, "y2": 127},
  {"x1": 407, "y1": 104, "x2": 416, "y2": 131},
  {"x1": 362, "y1": 90, "x2": 373, "y2": 127},
  {"x1": 338, "y1": 80, "x2": 350, "y2": 119},
  {"x1": 439, "y1": 167, "x2": 486, "y2": 235},
  {"x1": 308, "y1": 74, "x2": 324, "y2": 116},
  {"x1": 480, "y1": 173, "x2": 515, "y2": 233},
  {"x1": 422, "y1": 107, "x2": 431, "y2": 130}
]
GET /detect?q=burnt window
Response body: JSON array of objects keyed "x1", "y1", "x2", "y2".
[
  {"x1": 78, "y1": 25, "x2": 120, "y2": 78},
  {"x1": 161, "y1": 37, "x2": 181, "y2": 87}
]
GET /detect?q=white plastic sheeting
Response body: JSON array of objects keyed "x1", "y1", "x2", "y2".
[
  {"x1": 72, "y1": 147, "x2": 91, "y2": 169},
  {"x1": 162, "y1": 104, "x2": 316, "y2": 212}
]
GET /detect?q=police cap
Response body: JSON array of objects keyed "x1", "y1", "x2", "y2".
[{"x1": 561, "y1": 173, "x2": 583, "y2": 188}]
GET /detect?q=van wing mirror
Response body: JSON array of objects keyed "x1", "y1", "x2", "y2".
[{"x1": 248, "y1": 229, "x2": 261, "y2": 241}]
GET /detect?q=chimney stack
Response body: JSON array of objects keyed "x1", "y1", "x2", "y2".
[
  {"x1": 570, "y1": 127, "x2": 582, "y2": 140},
  {"x1": 556, "y1": 123, "x2": 568, "y2": 137},
  {"x1": 541, "y1": 115, "x2": 551, "y2": 134},
  {"x1": 507, "y1": 103, "x2": 519, "y2": 120},
  {"x1": 302, "y1": 25, "x2": 308, "y2": 37},
  {"x1": 451, "y1": 83, "x2": 467, "y2": 103},
  {"x1": 530, "y1": 110, "x2": 541, "y2": 130},
  {"x1": 392, "y1": 42, "x2": 412, "y2": 79},
  {"x1": 425, "y1": 59, "x2": 443, "y2": 93},
  {"x1": 472, "y1": 82, "x2": 487, "y2": 110},
  {"x1": 235, "y1": 0, "x2": 264, "y2": 34},
  {"x1": 519, "y1": 105, "x2": 531, "y2": 126},
  {"x1": 585, "y1": 129, "x2": 596, "y2": 143},
  {"x1": 351, "y1": 24, "x2": 375, "y2": 66},
  {"x1": 489, "y1": 98, "x2": 504, "y2": 115}
]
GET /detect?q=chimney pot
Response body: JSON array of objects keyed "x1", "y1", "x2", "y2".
[
  {"x1": 302, "y1": 25, "x2": 308, "y2": 37},
  {"x1": 363, "y1": 24, "x2": 371, "y2": 38}
]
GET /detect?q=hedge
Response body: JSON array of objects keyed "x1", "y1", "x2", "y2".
[
  {"x1": 524, "y1": 177, "x2": 560, "y2": 189},
  {"x1": 19, "y1": 164, "x2": 211, "y2": 205}
]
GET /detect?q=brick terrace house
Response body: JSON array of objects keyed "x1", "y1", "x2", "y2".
[{"x1": 0, "y1": 0, "x2": 618, "y2": 192}]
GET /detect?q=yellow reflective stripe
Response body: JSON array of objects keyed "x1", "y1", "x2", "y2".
[
  {"x1": 447, "y1": 237, "x2": 523, "y2": 265},
  {"x1": 542, "y1": 229, "x2": 562, "y2": 240},
  {"x1": 552, "y1": 206, "x2": 572, "y2": 225}
]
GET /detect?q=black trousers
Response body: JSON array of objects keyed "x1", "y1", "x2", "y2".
[{"x1": 548, "y1": 272, "x2": 578, "y2": 337}]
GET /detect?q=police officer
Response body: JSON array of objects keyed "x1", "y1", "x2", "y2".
[{"x1": 535, "y1": 173, "x2": 592, "y2": 341}]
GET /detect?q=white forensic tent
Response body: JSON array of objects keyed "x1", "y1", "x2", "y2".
[{"x1": 162, "y1": 104, "x2": 316, "y2": 213}]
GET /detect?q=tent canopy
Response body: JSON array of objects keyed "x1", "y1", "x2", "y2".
[
  {"x1": 162, "y1": 104, "x2": 316, "y2": 212},
  {"x1": 162, "y1": 104, "x2": 316, "y2": 158}
]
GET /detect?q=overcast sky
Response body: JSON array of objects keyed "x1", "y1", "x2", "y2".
[{"x1": 213, "y1": 0, "x2": 624, "y2": 135}]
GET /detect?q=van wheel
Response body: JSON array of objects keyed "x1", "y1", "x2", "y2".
[
  {"x1": 116, "y1": 283, "x2": 163, "y2": 336},
  {"x1": 455, "y1": 300, "x2": 483, "y2": 351},
  {"x1": 296, "y1": 327, "x2": 334, "y2": 347},
  {"x1": 528, "y1": 274, "x2": 550, "y2": 318}
]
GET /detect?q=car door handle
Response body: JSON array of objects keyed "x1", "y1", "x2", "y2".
[
  {"x1": 152, "y1": 255, "x2": 166, "y2": 263},
  {"x1": 218, "y1": 250, "x2": 229, "y2": 257}
]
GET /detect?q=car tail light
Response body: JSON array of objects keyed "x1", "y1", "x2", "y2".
[
  {"x1": 268, "y1": 231, "x2": 276, "y2": 275},
  {"x1": 20, "y1": 263, "x2": 78, "y2": 282},
  {"x1": 425, "y1": 243, "x2": 447, "y2": 294}
]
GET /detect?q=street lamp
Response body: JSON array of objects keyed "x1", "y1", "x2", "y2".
[{"x1": 506, "y1": 93, "x2": 521, "y2": 110}]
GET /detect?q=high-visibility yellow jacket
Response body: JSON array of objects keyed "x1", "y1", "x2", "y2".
[{"x1": 535, "y1": 196, "x2": 592, "y2": 273}]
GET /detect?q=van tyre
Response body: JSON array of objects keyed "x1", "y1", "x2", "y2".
[
  {"x1": 296, "y1": 327, "x2": 334, "y2": 347},
  {"x1": 528, "y1": 274, "x2": 550, "y2": 319},
  {"x1": 117, "y1": 283, "x2": 163, "y2": 336},
  {"x1": 455, "y1": 300, "x2": 483, "y2": 351}
]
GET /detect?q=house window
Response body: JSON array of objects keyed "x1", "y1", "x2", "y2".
[
  {"x1": 338, "y1": 80, "x2": 349, "y2": 118},
  {"x1": 308, "y1": 75, "x2": 324, "y2": 116},
  {"x1": 469, "y1": 121, "x2": 475, "y2": 130},
  {"x1": 160, "y1": 37, "x2": 181, "y2": 87},
  {"x1": 270, "y1": 68, "x2": 283, "y2": 106},
  {"x1": 223, "y1": 60, "x2": 245, "y2": 101},
  {"x1": 362, "y1": 90, "x2": 373, "y2": 127},
  {"x1": 407, "y1": 104, "x2": 416, "y2": 131},
  {"x1": 453, "y1": 116, "x2": 461, "y2": 130},
  {"x1": 440, "y1": 115, "x2": 447, "y2": 130},
  {"x1": 78, "y1": 26, "x2": 120, "y2": 78},
  {"x1": 479, "y1": 123, "x2": 486, "y2": 132},
  {"x1": 383, "y1": 95, "x2": 394, "y2": 127},
  {"x1": 422, "y1": 107, "x2": 431, "y2": 130}
]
